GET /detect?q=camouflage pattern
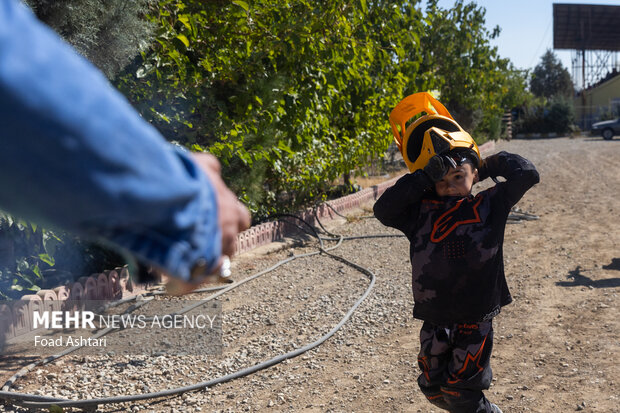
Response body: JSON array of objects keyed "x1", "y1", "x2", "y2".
[
  {"x1": 373, "y1": 151, "x2": 539, "y2": 325},
  {"x1": 409, "y1": 186, "x2": 512, "y2": 325},
  {"x1": 374, "y1": 152, "x2": 538, "y2": 413},
  {"x1": 417, "y1": 321, "x2": 495, "y2": 412}
]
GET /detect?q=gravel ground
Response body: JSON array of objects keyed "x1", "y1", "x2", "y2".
[{"x1": 1, "y1": 135, "x2": 619, "y2": 412}]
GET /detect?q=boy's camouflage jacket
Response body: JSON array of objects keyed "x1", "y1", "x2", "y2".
[{"x1": 374, "y1": 151, "x2": 539, "y2": 325}]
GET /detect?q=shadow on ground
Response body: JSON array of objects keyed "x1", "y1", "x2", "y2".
[
  {"x1": 602, "y1": 257, "x2": 620, "y2": 271},
  {"x1": 556, "y1": 263, "x2": 620, "y2": 288}
]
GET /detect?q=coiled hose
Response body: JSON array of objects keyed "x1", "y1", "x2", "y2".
[{"x1": 0, "y1": 208, "x2": 403, "y2": 410}]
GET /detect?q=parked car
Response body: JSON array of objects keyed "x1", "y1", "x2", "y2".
[{"x1": 591, "y1": 118, "x2": 620, "y2": 140}]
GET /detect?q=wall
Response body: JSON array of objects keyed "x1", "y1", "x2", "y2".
[{"x1": 575, "y1": 72, "x2": 620, "y2": 129}]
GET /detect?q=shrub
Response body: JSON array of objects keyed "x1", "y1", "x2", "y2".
[{"x1": 514, "y1": 96, "x2": 574, "y2": 135}]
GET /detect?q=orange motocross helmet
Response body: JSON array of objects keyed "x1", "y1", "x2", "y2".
[{"x1": 389, "y1": 92, "x2": 481, "y2": 172}]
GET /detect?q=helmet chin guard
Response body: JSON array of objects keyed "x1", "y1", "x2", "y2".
[{"x1": 389, "y1": 92, "x2": 480, "y2": 172}]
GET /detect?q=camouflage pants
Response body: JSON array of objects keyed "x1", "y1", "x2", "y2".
[{"x1": 417, "y1": 320, "x2": 495, "y2": 413}]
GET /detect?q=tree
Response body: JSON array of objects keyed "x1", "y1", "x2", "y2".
[
  {"x1": 530, "y1": 49, "x2": 574, "y2": 99},
  {"x1": 512, "y1": 50, "x2": 575, "y2": 135},
  {"x1": 115, "y1": 0, "x2": 423, "y2": 217},
  {"x1": 23, "y1": 0, "x2": 534, "y2": 216},
  {"x1": 24, "y1": 0, "x2": 155, "y2": 79},
  {"x1": 414, "y1": 0, "x2": 529, "y2": 139}
]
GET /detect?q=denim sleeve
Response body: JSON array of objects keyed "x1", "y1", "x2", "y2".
[{"x1": 0, "y1": 0, "x2": 221, "y2": 281}]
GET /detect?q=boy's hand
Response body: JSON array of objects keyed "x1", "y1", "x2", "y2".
[
  {"x1": 477, "y1": 159, "x2": 489, "y2": 181},
  {"x1": 424, "y1": 154, "x2": 454, "y2": 182}
]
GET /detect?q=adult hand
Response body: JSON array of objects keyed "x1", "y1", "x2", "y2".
[
  {"x1": 192, "y1": 153, "x2": 251, "y2": 258},
  {"x1": 165, "y1": 153, "x2": 250, "y2": 295}
]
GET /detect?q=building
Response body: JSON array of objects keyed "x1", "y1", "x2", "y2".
[
  {"x1": 553, "y1": 3, "x2": 620, "y2": 130},
  {"x1": 575, "y1": 70, "x2": 620, "y2": 130}
]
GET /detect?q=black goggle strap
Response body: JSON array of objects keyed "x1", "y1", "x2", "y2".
[
  {"x1": 443, "y1": 154, "x2": 458, "y2": 169},
  {"x1": 444, "y1": 153, "x2": 470, "y2": 168}
]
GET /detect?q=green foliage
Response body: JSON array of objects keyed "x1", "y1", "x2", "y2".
[
  {"x1": 115, "y1": 0, "x2": 422, "y2": 218},
  {"x1": 416, "y1": 0, "x2": 529, "y2": 137},
  {"x1": 513, "y1": 95, "x2": 575, "y2": 135},
  {"x1": 513, "y1": 50, "x2": 575, "y2": 135},
  {"x1": 546, "y1": 96, "x2": 575, "y2": 134},
  {"x1": 482, "y1": 114, "x2": 503, "y2": 142},
  {"x1": 0, "y1": 213, "x2": 58, "y2": 298},
  {"x1": 0, "y1": 213, "x2": 125, "y2": 299},
  {"x1": 25, "y1": 0, "x2": 533, "y2": 221},
  {"x1": 24, "y1": 0, "x2": 156, "y2": 79},
  {"x1": 114, "y1": 0, "x2": 526, "y2": 218},
  {"x1": 4, "y1": 0, "x2": 538, "y2": 292},
  {"x1": 530, "y1": 49, "x2": 574, "y2": 99}
]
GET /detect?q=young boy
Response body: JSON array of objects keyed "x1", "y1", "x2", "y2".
[{"x1": 374, "y1": 94, "x2": 539, "y2": 412}]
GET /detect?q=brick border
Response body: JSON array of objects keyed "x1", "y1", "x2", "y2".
[{"x1": 0, "y1": 141, "x2": 495, "y2": 340}]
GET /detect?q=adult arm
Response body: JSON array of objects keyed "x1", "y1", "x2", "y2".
[{"x1": 0, "y1": 0, "x2": 249, "y2": 282}]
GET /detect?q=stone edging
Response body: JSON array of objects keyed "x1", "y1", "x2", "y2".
[
  {"x1": 514, "y1": 132, "x2": 559, "y2": 139},
  {"x1": 0, "y1": 141, "x2": 495, "y2": 342},
  {"x1": 0, "y1": 267, "x2": 151, "y2": 343}
]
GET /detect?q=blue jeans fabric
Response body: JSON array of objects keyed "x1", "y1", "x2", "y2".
[{"x1": 0, "y1": 0, "x2": 220, "y2": 281}]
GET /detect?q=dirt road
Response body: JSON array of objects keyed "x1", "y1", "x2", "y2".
[{"x1": 2, "y1": 136, "x2": 619, "y2": 412}]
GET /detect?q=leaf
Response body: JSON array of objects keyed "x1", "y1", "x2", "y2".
[
  {"x1": 277, "y1": 141, "x2": 294, "y2": 154},
  {"x1": 177, "y1": 15, "x2": 192, "y2": 30},
  {"x1": 175, "y1": 34, "x2": 190, "y2": 48},
  {"x1": 38, "y1": 253, "x2": 55, "y2": 267},
  {"x1": 232, "y1": 1, "x2": 249, "y2": 12},
  {"x1": 17, "y1": 259, "x2": 29, "y2": 272},
  {"x1": 151, "y1": 109, "x2": 171, "y2": 123},
  {"x1": 42, "y1": 232, "x2": 62, "y2": 257},
  {"x1": 110, "y1": 0, "x2": 522, "y2": 216},
  {"x1": 49, "y1": 405, "x2": 64, "y2": 413},
  {"x1": 136, "y1": 67, "x2": 148, "y2": 79},
  {"x1": 359, "y1": 0, "x2": 368, "y2": 14}
]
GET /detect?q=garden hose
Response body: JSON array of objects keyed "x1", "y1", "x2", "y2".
[{"x1": 0, "y1": 208, "x2": 388, "y2": 410}]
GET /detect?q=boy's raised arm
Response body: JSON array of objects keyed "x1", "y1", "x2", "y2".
[
  {"x1": 373, "y1": 170, "x2": 433, "y2": 232},
  {"x1": 479, "y1": 151, "x2": 540, "y2": 209}
]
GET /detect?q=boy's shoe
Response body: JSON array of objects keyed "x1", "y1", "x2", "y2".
[{"x1": 489, "y1": 403, "x2": 503, "y2": 413}]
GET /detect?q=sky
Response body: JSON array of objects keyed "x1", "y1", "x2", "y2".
[{"x1": 421, "y1": 0, "x2": 620, "y2": 73}]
